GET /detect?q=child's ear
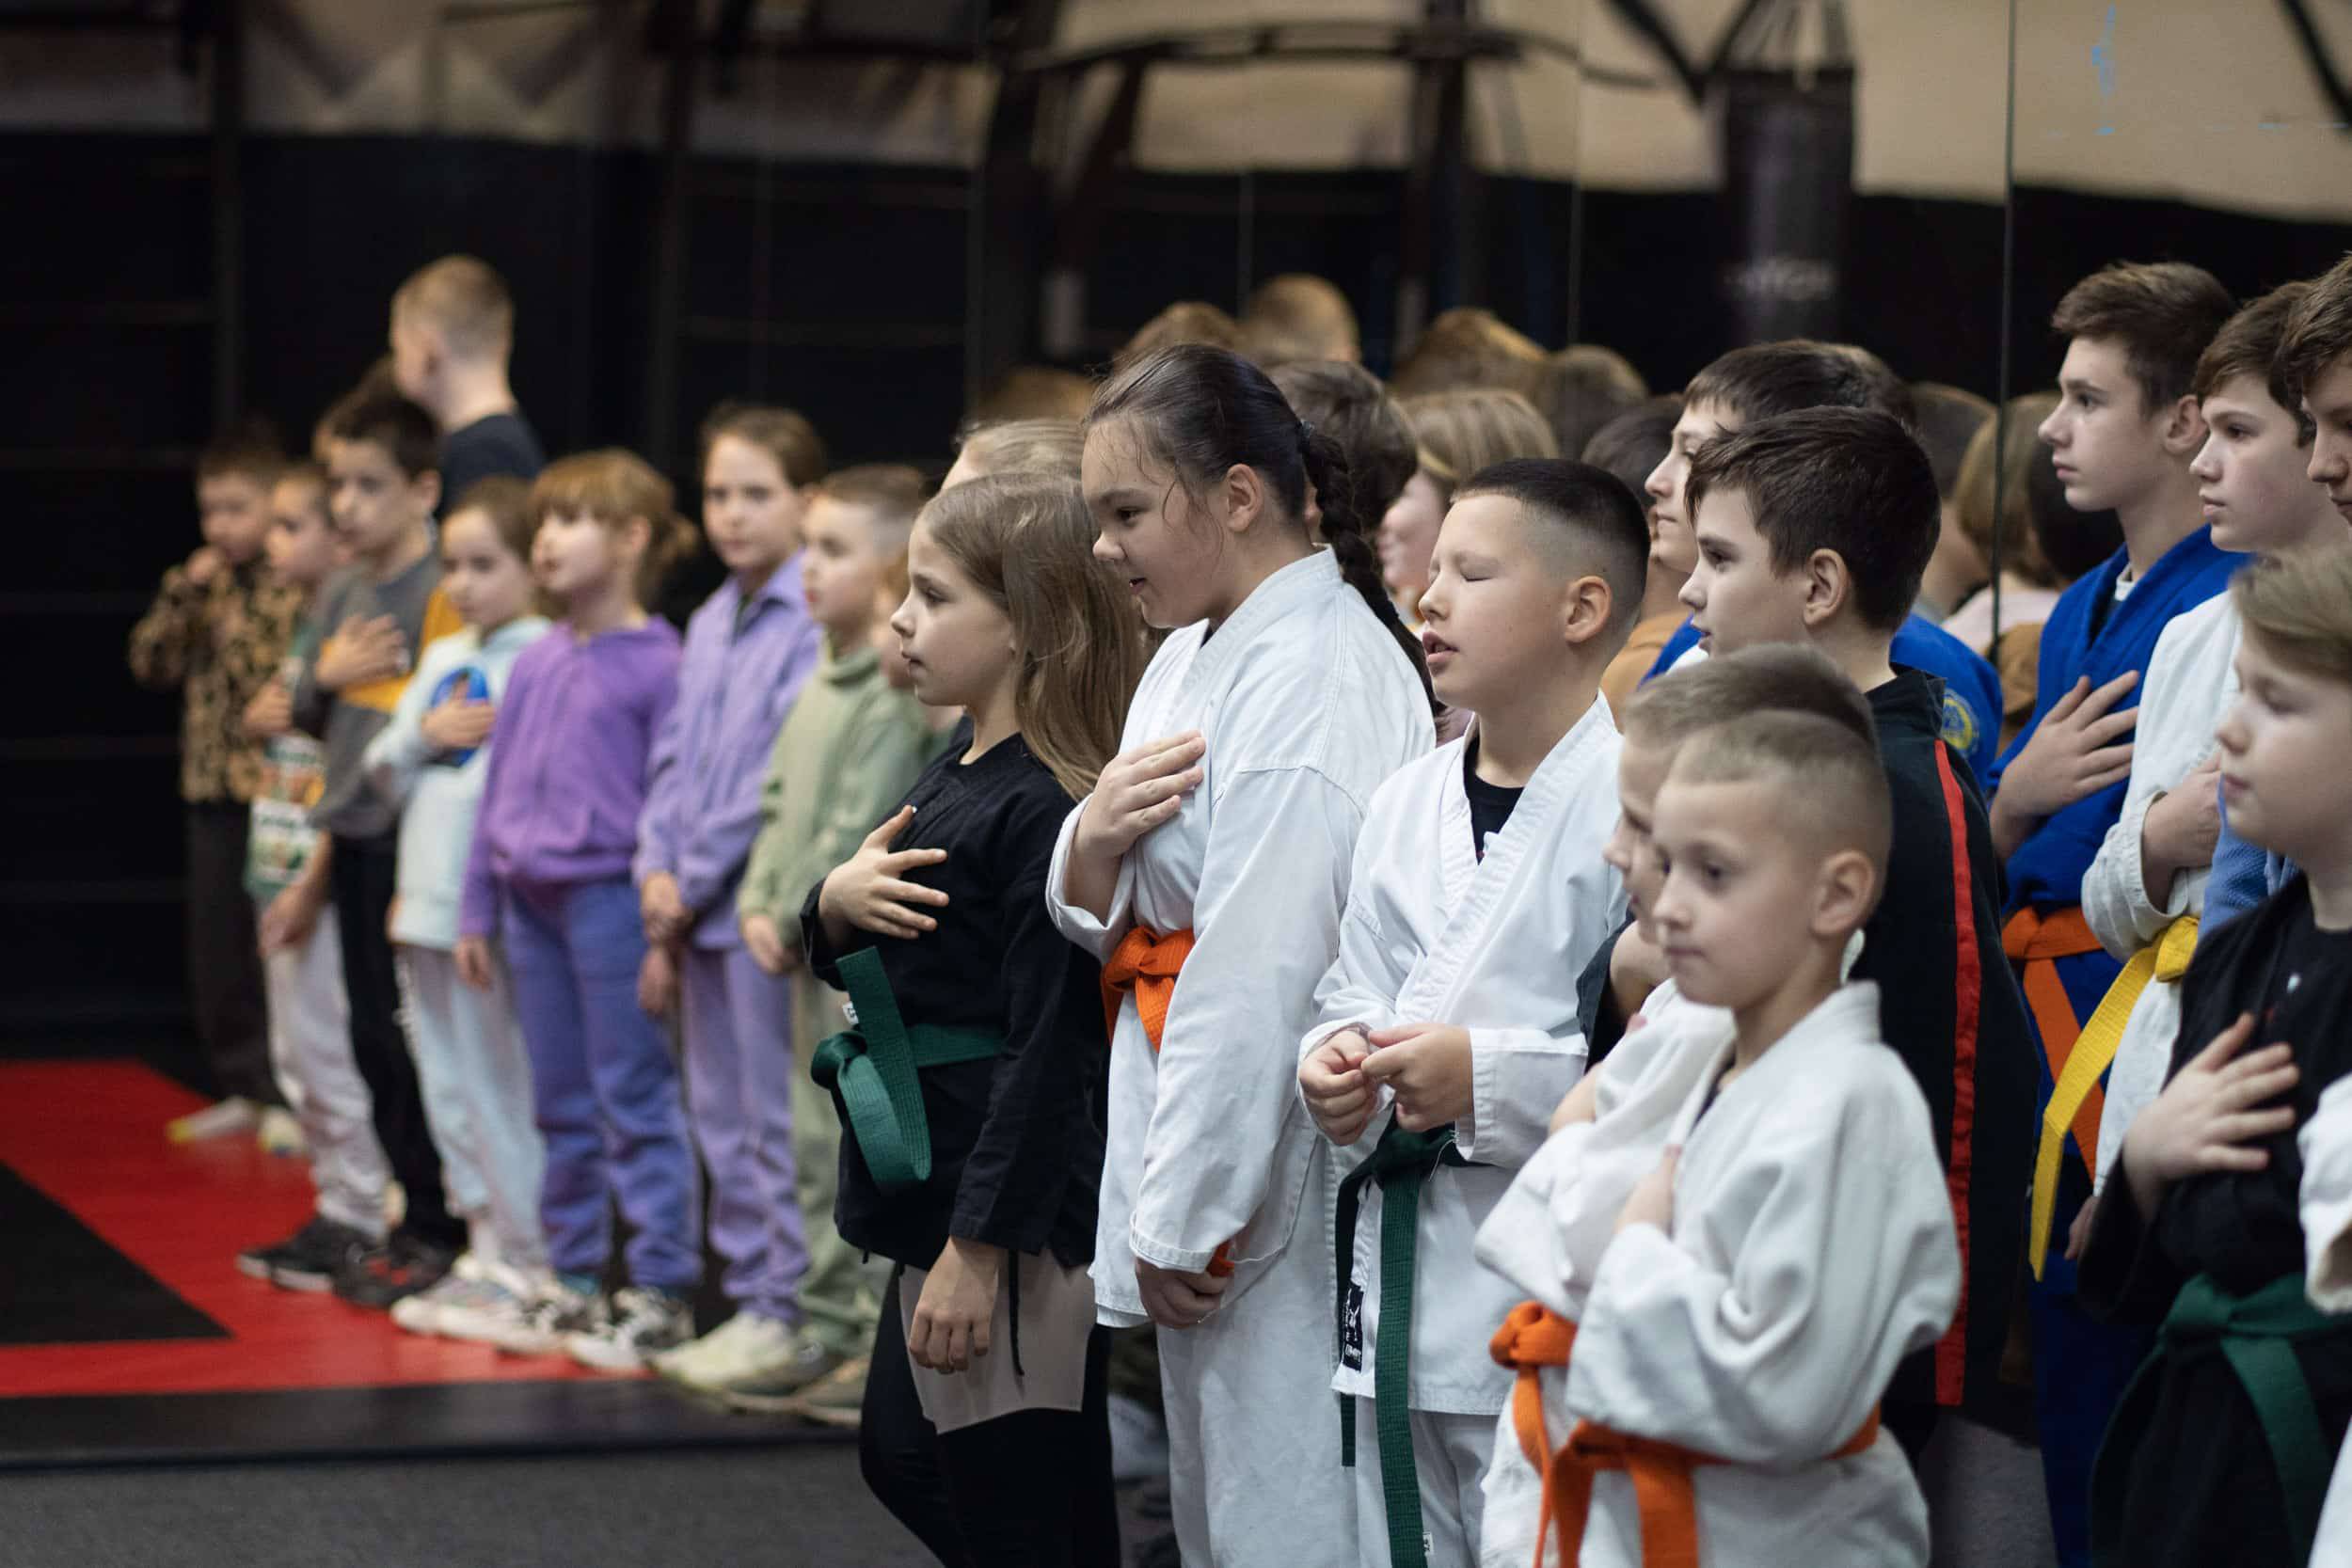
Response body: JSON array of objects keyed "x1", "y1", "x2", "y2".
[
  {"x1": 1559, "y1": 573, "x2": 1613, "y2": 647},
  {"x1": 2160, "y1": 393, "x2": 2209, "y2": 457},
  {"x1": 1813, "y1": 847, "x2": 1877, "y2": 939},
  {"x1": 1221, "y1": 463, "x2": 1266, "y2": 536},
  {"x1": 623, "y1": 514, "x2": 654, "y2": 558},
  {"x1": 1801, "y1": 547, "x2": 1852, "y2": 630}
]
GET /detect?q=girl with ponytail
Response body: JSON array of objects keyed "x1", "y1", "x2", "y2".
[{"x1": 1046, "y1": 343, "x2": 1435, "y2": 1565}]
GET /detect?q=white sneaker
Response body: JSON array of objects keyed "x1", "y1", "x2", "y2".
[
  {"x1": 256, "y1": 1106, "x2": 306, "y2": 1157},
  {"x1": 168, "y1": 1097, "x2": 259, "y2": 1143},
  {"x1": 564, "y1": 1287, "x2": 692, "y2": 1374},
  {"x1": 389, "y1": 1253, "x2": 490, "y2": 1337},
  {"x1": 674, "y1": 1314, "x2": 841, "y2": 1398},
  {"x1": 433, "y1": 1263, "x2": 539, "y2": 1347},
  {"x1": 497, "y1": 1279, "x2": 608, "y2": 1357},
  {"x1": 652, "y1": 1309, "x2": 769, "y2": 1378}
]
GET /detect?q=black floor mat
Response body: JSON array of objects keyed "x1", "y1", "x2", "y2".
[{"x1": 0, "y1": 1164, "x2": 226, "y2": 1346}]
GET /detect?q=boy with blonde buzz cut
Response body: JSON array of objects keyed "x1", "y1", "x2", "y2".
[
  {"x1": 1297, "y1": 457, "x2": 1645, "y2": 1567},
  {"x1": 721, "y1": 465, "x2": 936, "y2": 1418},
  {"x1": 1479, "y1": 708, "x2": 1960, "y2": 1568},
  {"x1": 389, "y1": 253, "x2": 545, "y2": 501}
]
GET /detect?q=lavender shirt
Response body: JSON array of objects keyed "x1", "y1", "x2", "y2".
[
  {"x1": 635, "y1": 563, "x2": 824, "y2": 949},
  {"x1": 459, "y1": 618, "x2": 682, "y2": 938}
]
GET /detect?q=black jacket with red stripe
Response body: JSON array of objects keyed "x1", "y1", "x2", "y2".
[{"x1": 1860, "y1": 667, "x2": 2039, "y2": 1442}]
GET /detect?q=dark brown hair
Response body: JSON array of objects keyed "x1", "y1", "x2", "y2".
[
  {"x1": 198, "y1": 415, "x2": 286, "y2": 486},
  {"x1": 2050, "y1": 261, "x2": 2235, "y2": 415},
  {"x1": 446, "y1": 474, "x2": 537, "y2": 567},
  {"x1": 1909, "y1": 383, "x2": 1995, "y2": 499},
  {"x1": 2196, "y1": 282, "x2": 2317, "y2": 444},
  {"x1": 1581, "y1": 396, "x2": 1682, "y2": 501},
  {"x1": 918, "y1": 474, "x2": 1152, "y2": 798},
  {"x1": 1684, "y1": 406, "x2": 1941, "y2": 634},
  {"x1": 699, "y1": 402, "x2": 827, "y2": 488},
  {"x1": 530, "y1": 449, "x2": 698, "y2": 604},
  {"x1": 2280, "y1": 253, "x2": 2352, "y2": 407},
  {"x1": 1268, "y1": 360, "x2": 1418, "y2": 524},
  {"x1": 1682, "y1": 339, "x2": 1911, "y2": 428},
  {"x1": 321, "y1": 389, "x2": 439, "y2": 480},
  {"x1": 1089, "y1": 343, "x2": 1432, "y2": 705}
]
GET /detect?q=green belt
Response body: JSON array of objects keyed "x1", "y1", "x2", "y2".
[
  {"x1": 1334, "y1": 1117, "x2": 1470, "y2": 1568},
  {"x1": 809, "y1": 947, "x2": 1001, "y2": 1194},
  {"x1": 2091, "y1": 1271, "x2": 2349, "y2": 1567}
]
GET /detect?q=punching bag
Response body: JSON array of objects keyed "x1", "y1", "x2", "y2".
[{"x1": 1712, "y1": 0, "x2": 1856, "y2": 344}]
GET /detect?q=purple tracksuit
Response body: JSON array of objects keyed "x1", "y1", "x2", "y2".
[
  {"x1": 636, "y1": 565, "x2": 823, "y2": 1325},
  {"x1": 461, "y1": 617, "x2": 697, "y2": 1292}
]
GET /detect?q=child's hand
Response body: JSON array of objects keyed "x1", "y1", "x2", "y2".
[
  {"x1": 386, "y1": 895, "x2": 403, "y2": 942},
  {"x1": 1300, "y1": 1029, "x2": 1376, "y2": 1144},
  {"x1": 455, "y1": 936, "x2": 496, "y2": 991},
  {"x1": 1614, "y1": 1146, "x2": 1681, "y2": 1235},
  {"x1": 1994, "y1": 673, "x2": 2138, "y2": 836},
  {"x1": 2141, "y1": 752, "x2": 2225, "y2": 891},
  {"x1": 315, "y1": 616, "x2": 407, "y2": 691},
  {"x1": 1073, "y1": 733, "x2": 1205, "y2": 863},
  {"x1": 2064, "y1": 1191, "x2": 2100, "y2": 1262},
  {"x1": 1359, "y1": 1022, "x2": 1474, "y2": 1132},
  {"x1": 638, "y1": 942, "x2": 679, "y2": 1016},
  {"x1": 1549, "y1": 1067, "x2": 1607, "y2": 1135},
  {"x1": 739, "y1": 913, "x2": 798, "y2": 976},
  {"x1": 2122, "y1": 1012, "x2": 2297, "y2": 1215},
  {"x1": 1611, "y1": 927, "x2": 1669, "y2": 1020},
  {"x1": 1136, "y1": 1256, "x2": 1230, "y2": 1331},
  {"x1": 257, "y1": 881, "x2": 322, "y2": 956},
  {"x1": 183, "y1": 546, "x2": 225, "y2": 588},
  {"x1": 818, "y1": 806, "x2": 950, "y2": 942},
  {"x1": 421, "y1": 695, "x2": 496, "y2": 753},
  {"x1": 909, "y1": 1237, "x2": 1003, "y2": 1373},
  {"x1": 243, "y1": 680, "x2": 294, "y2": 740},
  {"x1": 640, "y1": 872, "x2": 689, "y2": 945}
]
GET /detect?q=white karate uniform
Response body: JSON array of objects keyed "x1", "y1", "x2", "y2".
[
  {"x1": 1301, "y1": 704, "x2": 1626, "y2": 1566},
  {"x1": 2300, "y1": 1079, "x2": 2352, "y2": 1566},
  {"x1": 2082, "y1": 595, "x2": 2241, "y2": 1185},
  {"x1": 1046, "y1": 550, "x2": 1433, "y2": 1566},
  {"x1": 1474, "y1": 983, "x2": 1959, "y2": 1568}
]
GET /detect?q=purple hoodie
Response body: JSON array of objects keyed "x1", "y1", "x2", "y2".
[{"x1": 460, "y1": 618, "x2": 681, "y2": 937}]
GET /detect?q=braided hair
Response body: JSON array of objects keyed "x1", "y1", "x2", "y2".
[{"x1": 1088, "y1": 343, "x2": 1435, "y2": 709}]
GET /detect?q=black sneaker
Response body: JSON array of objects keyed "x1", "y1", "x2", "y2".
[
  {"x1": 236, "y1": 1216, "x2": 374, "y2": 1293},
  {"x1": 332, "y1": 1232, "x2": 458, "y2": 1310}
]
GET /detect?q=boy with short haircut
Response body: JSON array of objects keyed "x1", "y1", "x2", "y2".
[
  {"x1": 1982, "y1": 259, "x2": 2237, "y2": 1563},
  {"x1": 129, "y1": 425, "x2": 302, "y2": 1144},
  {"x1": 389, "y1": 254, "x2": 545, "y2": 501},
  {"x1": 293, "y1": 388, "x2": 467, "y2": 1307},
  {"x1": 1641, "y1": 340, "x2": 2004, "y2": 784},
  {"x1": 1268, "y1": 358, "x2": 1420, "y2": 527},
  {"x1": 1679, "y1": 407, "x2": 2047, "y2": 1556},
  {"x1": 1479, "y1": 708, "x2": 1960, "y2": 1568},
  {"x1": 2078, "y1": 546, "x2": 2352, "y2": 1568},
  {"x1": 2074, "y1": 282, "x2": 2351, "y2": 1263},
  {"x1": 724, "y1": 466, "x2": 934, "y2": 1418},
  {"x1": 1294, "y1": 458, "x2": 1646, "y2": 1566},
  {"x1": 2208, "y1": 250, "x2": 2352, "y2": 927},
  {"x1": 235, "y1": 463, "x2": 393, "y2": 1288},
  {"x1": 1909, "y1": 382, "x2": 1997, "y2": 621}
]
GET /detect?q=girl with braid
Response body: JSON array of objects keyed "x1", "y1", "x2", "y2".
[{"x1": 1048, "y1": 344, "x2": 1435, "y2": 1565}]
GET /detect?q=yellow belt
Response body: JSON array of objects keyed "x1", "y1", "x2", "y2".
[{"x1": 2028, "y1": 914, "x2": 2200, "y2": 1277}]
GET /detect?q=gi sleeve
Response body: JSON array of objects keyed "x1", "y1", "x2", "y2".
[{"x1": 2302, "y1": 1078, "x2": 2352, "y2": 1311}]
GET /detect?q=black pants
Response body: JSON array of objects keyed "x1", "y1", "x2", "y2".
[
  {"x1": 184, "y1": 801, "x2": 279, "y2": 1106},
  {"x1": 329, "y1": 833, "x2": 460, "y2": 1249},
  {"x1": 862, "y1": 1267, "x2": 1121, "y2": 1567}
]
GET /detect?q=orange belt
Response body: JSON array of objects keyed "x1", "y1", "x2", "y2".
[
  {"x1": 2001, "y1": 907, "x2": 2107, "y2": 1181},
  {"x1": 1101, "y1": 925, "x2": 1230, "y2": 1277},
  {"x1": 1490, "y1": 1302, "x2": 1880, "y2": 1568}
]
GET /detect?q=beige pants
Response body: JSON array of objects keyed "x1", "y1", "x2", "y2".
[
  {"x1": 793, "y1": 976, "x2": 884, "y2": 1354},
  {"x1": 896, "y1": 1251, "x2": 1097, "y2": 1434}
]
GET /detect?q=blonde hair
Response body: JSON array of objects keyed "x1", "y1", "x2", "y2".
[
  {"x1": 1623, "y1": 644, "x2": 1875, "y2": 752},
  {"x1": 2233, "y1": 547, "x2": 2352, "y2": 687},
  {"x1": 916, "y1": 474, "x2": 1150, "y2": 799},
  {"x1": 1242, "y1": 274, "x2": 1359, "y2": 367},
  {"x1": 1667, "y1": 708, "x2": 1892, "y2": 906},
  {"x1": 1115, "y1": 301, "x2": 1248, "y2": 372},
  {"x1": 699, "y1": 402, "x2": 827, "y2": 487},
  {"x1": 954, "y1": 418, "x2": 1084, "y2": 483},
  {"x1": 970, "y1": 366, "x2": 1096, "y2": 424},
  {"x1": 818, "y1": 464, "x2": 929, "y2": 556},
  {"x1": 393, "y1": 255, "x2": 514, "y2": 360},
  {"x1": 530, "y1": 450, "x2": 697, "y2": 604},
  {"x1": 1402, "y1": 387, "x2": 1558, "y2": 491}
]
